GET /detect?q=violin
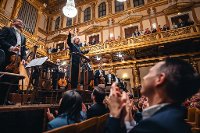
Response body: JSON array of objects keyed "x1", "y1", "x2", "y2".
[{"x1": 5, "y1": 52, "x2": 21, "y2": 74}]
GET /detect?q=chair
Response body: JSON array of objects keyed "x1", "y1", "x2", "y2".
[
  {"x1": 43, "y1": 123, "x2": 77, "y2": 133},
  {"x1": 76, "y1": 117, "x2": 98, "y2": 133},
  {"x1": 187, "y1": 108, "x2": 196, "y2": 122},
  {"x1": 96, "y1": 113, "x2": 109, "y2": 133}
]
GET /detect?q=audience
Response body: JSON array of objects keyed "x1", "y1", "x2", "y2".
[
  {"x1": 47, "y1": 90, "x2": 86, "y2": 130},
  {"x1": 87, "y1": 87, "x2": 109, "y2": 119},
  {"x1": 177, "y1": 18, "x2": 186, "y2": 28},
  {"x1": 105, "y1": 58, "x2": 200, "y2": 133},
  {"x1": 144, "y1": 28, "x2": 151, "y2": 34},
  {"x1": 172, "y1": 22, "x2": 178, "y2": 29},
  {"x1": 162, "y1": 24, "x2": 170, "y2": 31}
]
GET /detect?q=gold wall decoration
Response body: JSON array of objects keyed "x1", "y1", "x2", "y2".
[
  {"x1": 118, "y1": 15, "x2": 143, "y2": 26},
  {"x1": 80, "y1": 25, "x2": 105, "y2": 35},
  {"x1": 163, "y1": 2, "x2": 194, "y2": 15}
]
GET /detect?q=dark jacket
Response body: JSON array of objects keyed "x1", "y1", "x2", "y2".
[
  {"x1": 87, "y1": 103, "x2": 109, "y2": 119},
  {"x1": 105, "y1": 104, "x2": 191, "y2": 133},
  {"x1": 0, "y1": 27, "x2": 26, "y2": 61},
  {"x1": 94, "y1": 70, "x2": 106, "y2": 86},
  {"x1": 105, "y1": 74, "x2": 115, "y2": 86}
]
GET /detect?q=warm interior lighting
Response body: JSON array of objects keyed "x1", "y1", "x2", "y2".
[
  {"x1": 96, "y1": 56, "x2": 101, "y2": 61},
  {"x1": 62, "y1": 0, "x2": 77, "y2": 18},
  {"x1": 110, "y1": 33, "x2": 114, "y2": 38},
  {"x1": 117, "y1": 0, "x2": 127, "y2": 2},
  {"x1": 122, "y1": 73, "x2": 128, "y2": 79}
]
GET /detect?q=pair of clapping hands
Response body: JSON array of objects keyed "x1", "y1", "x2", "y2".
[{"x1": 104, "y1": 83, "x2": 137, "y2": 122}]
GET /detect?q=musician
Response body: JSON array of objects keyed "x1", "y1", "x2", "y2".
[
  {"x1": 94, "y1": 69, "x2": 106, "y2": 86},
  {"x1": 105, "y1": 69, "x2": 115, "y2": 92},
  {"x1": 66, "y1": 30, "x2": 89, "y2": 89},
  {"x1": 0, "y1": 19, "x2": 26, "y2": 70},
  {"x1": 0, "y1": 19, "x2": 27, "y2": 104}
]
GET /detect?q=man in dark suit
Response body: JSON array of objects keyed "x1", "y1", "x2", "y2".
[
  {"x1": 66, "y1": 30, "x2": 88, "y2": 89},
  {"x1": 87, "y1": 87, "x2": 108, "y2": 119},
  {"x1": 105, "y1": 58, "x2": 200, "y2": 133},
  {"x1": 0, "y1": 19, "x2": 27, "y2": 104},
  {"x1": 94, "y1": 69, "x2": 105, "y2": 86},
  {"x1": 105, "y1": 69, "x2": 115, "y2": 92},
  {"x1": 0, "y1": 19, "x2": 26, "y2": 71}
]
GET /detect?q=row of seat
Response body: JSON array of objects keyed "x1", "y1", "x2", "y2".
[
  {"x1": 43, "y1": 113, "x2": 109, "y2": 133},
  {"x1": 186, "y1": 108, "x2": 200, "y2": 133}
]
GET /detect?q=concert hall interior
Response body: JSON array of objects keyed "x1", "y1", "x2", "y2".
[{"x1": 0, "y1": 0, "x2": 200, "y2": 133}]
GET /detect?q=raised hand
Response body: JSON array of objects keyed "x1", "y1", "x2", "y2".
[
  {"x1": 106, "y1": 89, "x2": 127, "y2": 118},
  {"x1": 46, "y1": 108, "x2": 55, "y2": 121}
]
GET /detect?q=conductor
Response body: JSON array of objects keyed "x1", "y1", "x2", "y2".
[{"x1": 66, "y1": 30, "x2": 88, "y2": 89}]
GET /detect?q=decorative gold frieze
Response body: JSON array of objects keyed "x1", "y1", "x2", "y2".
[
  {"x1": 80, "y1": 25, "x2": 105, "y2": 35},
  {"x1": 163, "y1": 2, "x2": 194, "y2": 15},
  {"x1": 118, "y1": 15, "x2": 143, "y2": 26}
]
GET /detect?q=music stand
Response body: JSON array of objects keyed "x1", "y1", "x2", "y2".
[
  {"x1": 26, "y1": 57, "x2": 48, "y2": 68},
  {"x1": 0, "y1": 72, "x2": 25, "y2": 105}
]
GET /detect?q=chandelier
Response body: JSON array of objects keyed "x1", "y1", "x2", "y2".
[
  {"x1": 62, "y1": 0, "x2": 77, "y2": 18},
  {"x1": 116, "y1": 0, "x2": 127, "y2": 2}
]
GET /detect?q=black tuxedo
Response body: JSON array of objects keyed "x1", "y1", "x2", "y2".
[
  {"x1": 67, "y1": 33, "x2": 88, "y2": 89},
  {"x1": 0, "y1": 26, "x2": 26, "y2": 104},
  {"x1": 105, "y1": 74, "x2": 115, "y2": 86},
  {"x1": 105, "y1": 104, "x2": 191, "y2": 133},
  {"x1": 0, "y1": 26, "x2": 26, "y2": 70},
  {"x1": 94, "y1": 69, "x2": 105, "y2": 86},
  {"x1": 87, "y1": 103, "x2": 109, "y2": 119}
]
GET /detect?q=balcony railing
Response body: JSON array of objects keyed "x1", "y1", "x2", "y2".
[
  {"x1": 48, "y1": 25, "x2": 200, "y2": 61},
  {"x1": 82, "y1": 25, "x2": 200, "y2": 55}
]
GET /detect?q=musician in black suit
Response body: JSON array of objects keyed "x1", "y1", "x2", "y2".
[
  {"x1": 66, "y1": 30, "x2": 88, "y2": 89},
  {"x1": 0, "y1": 19, "x2": 27, "y2": 104},
  {"x1": 105, "y1": 69, "x2": 115, "y2": 91},
  {"x1": 0, "y1": 19, "x2": 26, "y2": 70},
  {"x1": 94, "y1": 69, "x2": 105, "y2": 86}
]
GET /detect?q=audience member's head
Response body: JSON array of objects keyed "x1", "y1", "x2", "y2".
[
  {"x1": 141, "y1": 58, "x2": 200, "y2": 104},
  {"x1": 92, "y1": 87, "x2": 106, "y2": 104},
  {"x1": 58, "y1": 90, "x2": 82, "y2": 120}
]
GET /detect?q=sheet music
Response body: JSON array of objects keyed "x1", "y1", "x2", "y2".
[{"x1": 26, "y1": 57, "x2": 48, "y2": 68}]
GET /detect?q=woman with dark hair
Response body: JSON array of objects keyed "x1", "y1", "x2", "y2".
[{"x1": 47, "y1": 90, "x2": 86, "y2": 130}]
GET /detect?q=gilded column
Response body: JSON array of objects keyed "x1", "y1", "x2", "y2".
[
  {"x1": 46, "y1": 16, "x2": 53, "y2": 33},
  {"x1": 61, "y1": 15, "x2": 64, "y2": 28},
  {"x1": 0, "y1": 0, "x2": 7, "y2": 9},
  {"x1": 78, "y1": 7, "x2": 82, "y2": 23},
  {"x1": 126, "y1": 0, "x2": 131, "y2": 9},
  {"x1": 107, "y1": 0, "x2": 112, "y2": 15},
  {"x1": 132, "y1": 63, "x2": 140, "y2": 87},
  {"x1": 10, "y1": 0, "x2": 23, "y2": 20},
  {"x1": 34, "y1": 9, "x2": 42, "y2": 36},
  {"x1": 91, "y1": 2, "x2": 96, "y2": 20}
]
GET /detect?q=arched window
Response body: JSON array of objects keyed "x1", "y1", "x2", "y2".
[
  {"x1": 133, "y1": 0, "x2": 144, "y2": 7},
  {"x1": 98, "y1": 2, "x2": 106, "y2": 18},
  {"x1": 115, "y1": 0, "x2": 124, "y2": 13},
  {"x1": 84, "y1": 7, "x2": 91, "y2": 22},
  {"x1": 66, "y1": 18, "x2": 72, "y2": 27},
  {"x1": 55, "y1": 16, "x2": 60, "y2": 30}
]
